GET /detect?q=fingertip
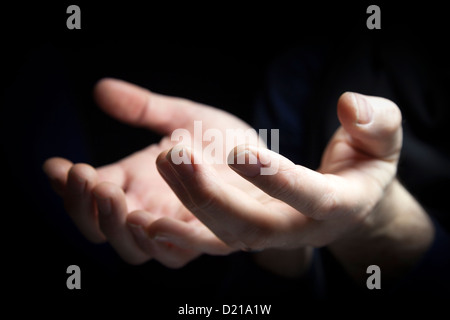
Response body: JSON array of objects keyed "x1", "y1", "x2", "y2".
[
  {"x1": 338, "y1": 92, "x2": 402, "y2": 130},
  {"x1": 156, "y1": 149, "x2": 178, "y2": 184},
  {"x1": 42, "y1": 157, "x2": 73, "y2": 195},
  {"x1": 228, "y1": 145, "x2": 285, "y2": 177},
  {"x1": 69, "y1": 162, "x2": 97, "y2": 178},
  {"x1": 337, "y1": 92, "x2": 403, "y2": 159},
  {"x1": 227, "y1": 145, "x2": 262, "y2": 177},
  {"x1": 337, "y1": 92, "x2": 359, "y2": 127},
  {"x1": 42, "y1": 157, "x2": 57, "y2": 175},
  {"x1": 227, "y1": 144, "x2": 253, "y2": 165},
  {"x1": 93, "y1": 78, "x2": 118, "y2": 107},
  {"x1": 127, "y1": 210, "x2": 156, "y2": 228},
  {"x1": 94, "y1": 77, "x2": 151, "y2": 127},
  {"x1": 42, "y1": 157, "x2": 73, "y2": 178},
  {"x1": 67, "y1": 163, "x2": 98, "y2": 194},
  {"x1": 93, "y1": 77, "x2": 124, "y2": 97},
  {"x1": 165, "y1": 145, "x2": 195, "y2": 179},
  {"x1": 156, "y1": 149, "x2": 170, "y2": 167}
]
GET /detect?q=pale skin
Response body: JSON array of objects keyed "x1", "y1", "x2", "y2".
[{"x1": 43, "y1": 78, "x2": 434, "y2": 285}]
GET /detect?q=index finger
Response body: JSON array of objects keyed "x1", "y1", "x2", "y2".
[
  {"x1": 156, "y1": 146, "x2": 293, "y2": 251},
  {"x1": 42, "y1": 157, "x2": 73, "y2": 195},
  {"x1": 94, "y1": 78, "x2": 206, "y2": 135}
]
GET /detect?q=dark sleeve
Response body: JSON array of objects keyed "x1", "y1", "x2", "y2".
[
  {"x1": 251, "y1": 37, "x2": 450, "y2": 300},
  {"x1": 391, "y1": 215, "x2": 450, "y2": 297}
]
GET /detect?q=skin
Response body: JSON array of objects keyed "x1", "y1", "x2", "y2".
[{"x1": 43, "y1": 78, "x2": 434, "y2": 284}]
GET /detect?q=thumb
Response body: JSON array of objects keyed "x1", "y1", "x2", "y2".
[
  {"x1": 93, "y1": 78, "x2": 199, "y2": 135},
  {"x1": 337, "y1": 92, "x2": 403, "y2": 161}
]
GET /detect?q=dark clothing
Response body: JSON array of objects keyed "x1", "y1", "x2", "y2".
[
  {"x1": 3, "y1": 7, "x2": 449, "y2": 315},
  {"x1": 251, "y1": 37, "x2": 450, "y2": 301}
]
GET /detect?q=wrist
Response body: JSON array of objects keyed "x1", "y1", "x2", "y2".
[{"x1": 329, "y1": 179, "x2": 435, "y2": 285}]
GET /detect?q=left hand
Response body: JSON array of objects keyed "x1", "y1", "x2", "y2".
[{"x1": 43, "y1": 78, "x2": 265, "y2": 267}]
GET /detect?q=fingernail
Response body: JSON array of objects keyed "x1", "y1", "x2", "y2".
[
  {"x1": 353, "y1": 93, "x2": 373, "y2": 124},
  {"x1": 167, "y1": 146, "x2": 194, "y2": 177},
  {"x1": 228, "y1": 148, "x2": 261, "y2": 177},
  {"x1": 96, "y1": 196, "x2": 111, "y2": 215}
]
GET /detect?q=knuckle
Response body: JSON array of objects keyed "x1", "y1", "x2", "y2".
[
  {"x1": 379, "y1": 120, "x2": 400, "y2": 139},
  {"x1": 183, "y1": 179, "x2": 218, "y2": 214},
  {"x1": 378, "y1": 103, "x2": 402, "y2": 137},
  {"x1": 268, "y1": 168, "x2": 297, "y2": 201},
  {"x1": 184, "y1": 193, "x2": 215, "y2": 214},
  {"x1": 227, "y1": 223, "x2": 273, "y2": 251},
  {"x1": 308, "y1": 187, "x2": 340, "y2": 220}
]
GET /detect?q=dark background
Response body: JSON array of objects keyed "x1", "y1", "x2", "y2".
[{"x1": 2, "y1": 2, "x2": 448, "y2": 317}]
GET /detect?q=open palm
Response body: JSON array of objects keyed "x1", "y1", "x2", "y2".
[
  {"x1": 44, "y1": 79, "x2": 404, "y2": 269},
  {"x1": 43, "y1": 78, "x2": 264, "y2": 267}
]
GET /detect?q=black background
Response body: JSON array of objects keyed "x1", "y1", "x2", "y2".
[{"x1": 2, "y1": 1, "x2": 448, "y2": 317}]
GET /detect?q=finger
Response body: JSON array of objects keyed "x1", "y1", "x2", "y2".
[
  {"x1": 126, "y1": 210, "x2": 158, "y2": 256},
  {"x1": 228, "y1": 145, "x2": 348, "y2": 221},
  {"x1": 337, "y1": 92, "x2": 402, "y2": 161},
  {"x1": 156, "y1": 145, "x2": 287, "y2": 250},
  {"x1": 127, "y1": 211, "x2": 201, "y2": 268},
  {"x1": 97, "y1": 163, "x2": 127, "y2": 188},
  {"x1": 42, "y1": 157, "x2": 73, "y2": 196},
  {"x1": 93, "y1": 182, "x2": 150, "y2": 265},
  {"x1": 64, "y1": 163, "x2": 106, "y2": 243},
  {"x1": 146, "y1": 217, "x2": 234, "y2": 255},
  {"x1": 152, "y1": 240, "x2": 201, "y2": 269},
  {"x1": 94, "y1": 78, "x2": 204, "y2": 135}
]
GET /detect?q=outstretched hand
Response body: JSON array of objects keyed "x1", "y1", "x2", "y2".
[
  {"x1": 43, "y1": 78, "x2": 263, "y2": 267},
  {"x1": 158, "y1": 92, "x2": 403, "y2": 251},
  {"x1": 44, "y1": 78, "x2": 428, "y2": 276}
]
